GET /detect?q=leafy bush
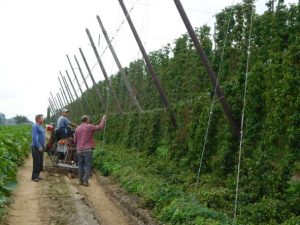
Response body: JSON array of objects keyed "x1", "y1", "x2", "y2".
[{"x1": 0, "y1": 125, "x2": 30, "y2": 220}]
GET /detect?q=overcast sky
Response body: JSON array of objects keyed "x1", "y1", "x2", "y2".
[{"x1": 0, "y1": 0, "x2": 297, "y2": 121}]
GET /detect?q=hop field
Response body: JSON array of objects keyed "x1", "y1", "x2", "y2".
[{"x1": 0, "y1": 125, "x2": 31, "y2": 219}]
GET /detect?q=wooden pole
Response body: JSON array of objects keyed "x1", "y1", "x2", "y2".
[
  {"x1": 48, "y1": 98, "x2": 56, "y2": 115},
  {"x1": 83, "y1": 34, "x2": 122, "y2": 113},
  {"x1": 74, "y1": 55, "x2": 90, "y2": 92},
  {"x1": 78, "y1": 48, "x2": 105, "y2": 112},
  {"x1": 74, "y1": 55, "x2": 98, "y2": 114},
  {"x1": 56, "y1": 93, "x2": 64, "y2": 108},
  {"x1": 67, "y1": 54, "x2": 92, "y2": 114},
  {"x1": 60, "y1": 72, "x2": 75, "y2": 103},
  {"x1": 65, "y1": 70, "x2": 79, "y2": 99},
  {"x1": 173, "y1": 0, "x2": 240, "y2": 138},
  {"x1": 49, "y1": 98, "x2": 58, "y2": 120},
  {"x1": 67, "y1": 55, "x2": 84, "y2": 95},
  {"x1": 50, "y1": 92, "x2": 60, "y2": 111},
  {"x1": 59, "y1": 87, "x2": 68, "y2": 106},
  {"x1": 65, "y1": 70, "x2": 84, "y2": 116},
  {"x1": 58, "y1": 76, "x2": 70, "y2": 104},
  {"x1": 118, "y1": 0, "x2": 176, "y2": 127},
  {"x1": 93, "y1": 18, "x2": 142, "y2": 113}
]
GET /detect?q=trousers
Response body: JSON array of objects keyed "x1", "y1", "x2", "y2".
[
  {"x1": 77, "y1": 150, "x2": 93, "y2": 182},
  {"x1": 31, "y1": 146, "x2": 43, "y2": 180}
]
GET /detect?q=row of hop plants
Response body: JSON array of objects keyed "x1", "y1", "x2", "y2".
[{"x1": 0, "y1": 125, "x2": 31, "y2": 220}]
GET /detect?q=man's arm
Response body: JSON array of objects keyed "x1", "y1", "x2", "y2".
[
  {"x1": 69, "y1": 121, "x2": 78, "y2": 128},
  {"x1": 92, "y1": 115, "x2": 106, "y2": 131}
]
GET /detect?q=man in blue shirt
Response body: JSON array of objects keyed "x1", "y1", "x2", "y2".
[
  {"x1": 56, "y1": 108, "x2": 77, "y2": 140},
  {"x1": 57, "y1": 108, "x2": 77, "y2": 130},
  {"x1": 31, "y1": 114, "x2": 45, "y2": 182}
]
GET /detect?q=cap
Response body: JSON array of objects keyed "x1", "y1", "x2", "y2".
[{"x1": 62, "y1": 108, "x2": 69, "y2": 113}]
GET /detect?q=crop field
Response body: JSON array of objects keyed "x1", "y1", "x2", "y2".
[
  {"x1": 0, "y1": 125, "x2": 30, "y2": 219},
  {"x1": 1, "y1": 1, "x2": 300, "y2": 225}
]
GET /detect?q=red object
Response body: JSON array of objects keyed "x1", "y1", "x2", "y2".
[{"x1": 46, "y1": 124, "x2": 54, "y2": 131}]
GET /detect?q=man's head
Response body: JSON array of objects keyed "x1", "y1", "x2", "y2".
[
  {"x1": 35, "y1": 114, "x2": 44, "y2": 125},
  {"x1": 81, "y1": 115, "x2": 90, "y2": 124},
  {"x1": 61, "y1": 108, "x2": 69, "y2": 117}
]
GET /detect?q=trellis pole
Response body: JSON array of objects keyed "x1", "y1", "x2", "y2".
[
  {"x1": 118, "y1": 0, "x2": 176, "y2": 127},
  {"x1": 84, "y1": 32, "x2": 122, "y2": 113},
  {"x1": 94, "y1": 18, "x2": 142, "y2": 113},
  {"x1": 78, "y1": 48, "x2": 105, "y2": 112},
  {"x1": 173, "y1": 0, "x2": 240, "y2": 138}
]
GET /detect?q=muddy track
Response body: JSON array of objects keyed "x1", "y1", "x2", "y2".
[{"x1": 4, "y1": 156, "x2": 158, "y2": 225}]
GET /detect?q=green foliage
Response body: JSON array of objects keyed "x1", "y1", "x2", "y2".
[
  {"x1": 14, "y1": 115, "x2": 30, "y2": 124},
  {"x1": 0, "y1": 125, "x2": 30, "y2": 220},
  {"x1": 94, "y1": 145, "x2": 230, "y2": 225},
  {"x1": 66, "y1": 1, "x2": 300, "y2": 224}
]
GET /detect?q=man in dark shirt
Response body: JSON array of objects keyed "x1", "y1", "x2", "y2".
[{"x1": 31, "y1": 114, "x2": 45, "y2": 182}]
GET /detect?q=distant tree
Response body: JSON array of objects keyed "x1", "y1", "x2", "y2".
[
  {"x1": 14, "y1": 115, "x2": 30, "y2": 124},
  {"x1": 0, "y1": 113, "x2": 6, "y2": 125}
]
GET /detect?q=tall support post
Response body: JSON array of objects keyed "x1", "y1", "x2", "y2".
[
  {"x1": 49, "y1": 98, "x2": 57, "y2": 113},
  {"x1": 173, "y1": 0, "x2": 239, "y2": 138},
  {"x1": 49, "y1": 99, "x2": 57, "y2": 119},
  {"x1": 66, "y1": 54, "x2": 92, "y2": 114},
  {"x1": 48, "y1": 98, "x2": 56, "y2": 115},
  {"x1": 118, "y1": 0, "x2": 176, "y2": 127},
  {"x1": 58, "y1": 76, "x2": 70, "y2": 105},
  {"x1": 61, "y1": 74, "x2": 78, "y2": 119},
  {"x1": 74, "y1": 55, "x2": 90, "y2": 92},
  {"x1": 65, "y1": 70, "x2": 79, "y2": 99},
  {"x1": 50, "y1": 92, "x2": 60, "y2": 111},
  {"x1": 54, "y1": 96, "x2": 61, "y2": 111},
  {"x1": 48, "y1": 101, "x2": 54, "y2": 115},
  {"x1": 59, "y1": 87, "x2": 68, "y2": 106},
  {"x1": 60, "y1": 72, "x2": 74, "y2": 103},
  {"x1": 92, "y1": 19, "x2": 142, "y2": 113},
  {"x1": 49, "y1": 106, "x2": 55, "y2": 118},
  {"x1": 82, "y1": 36, "x2": 122, "y2": 113},
  {"x1": 49, "y1": 98, "x2": 59, "y2": 120},
  {"x1": 67, "y1": 54, "x2": 85, "y2": 96},
  {"x1": 56, "y1": 93, "x2": 64, "y2": 108},
  {"x1": 66, "y1": 69, "x2": 84, "y2": 115},
  {"x1": 78, "y1": 48, "x2": 105, "y2": 112},
  {"x1": 74, "y1": 55, "x2": 97, "y2": 114}
]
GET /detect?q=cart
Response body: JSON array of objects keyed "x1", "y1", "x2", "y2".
[{"x1": 46, "y1": 125, "x2": 78, "y2": 177}]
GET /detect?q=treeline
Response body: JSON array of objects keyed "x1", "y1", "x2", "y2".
[
  {"x1": 0, "y1": 113, "x2": 31, "y2": 125},
  {"x1": 61, "y1": 0, "x2": 300, "y2": 224}
]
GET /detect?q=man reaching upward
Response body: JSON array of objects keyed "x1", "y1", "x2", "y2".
[{"x1": 74, "y1": 115, "x2": 106, "y2": 186}]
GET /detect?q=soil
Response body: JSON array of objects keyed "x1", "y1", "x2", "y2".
[
  {"x1": 292, "y1": 171, "x2": 300, "y2": 182},
  {"x1": 3, "y1": 156, "x2": 158, "y2": 225}
]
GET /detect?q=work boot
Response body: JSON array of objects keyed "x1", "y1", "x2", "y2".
[
  {"x1": 79, "y1": 180, "x2": 83, "y2": 185},
  {"x1": 83, "y1": 181, "x2": 89, "y2": 187}
]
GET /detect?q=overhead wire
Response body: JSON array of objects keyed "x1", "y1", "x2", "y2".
[
  {"x1": 136, "y1": 0, "x2": 150, "y2": 153},
  {"x1": 55, "y1": 0, "x2": 141, "y2": 109},
  {"x1": 100, "y1": 5, "x2": 122, "y2": 152},
  {"x1": 194, "y1": 0, "x2": 235, "y2": 194},
  {"x1": 233, "y1": 1, "x2": 255, "y2": 223}
]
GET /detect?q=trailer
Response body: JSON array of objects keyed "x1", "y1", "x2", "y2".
[{"x1": 45, "y1": 124, "x2": 78, "y2": 177}]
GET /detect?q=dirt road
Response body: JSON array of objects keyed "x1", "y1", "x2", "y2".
[{"x1": 4, "y1": 156, "x2": 157, "y2": 225}]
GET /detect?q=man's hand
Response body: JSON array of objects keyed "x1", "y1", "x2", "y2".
[
  {"x1": 70, "y1": 122, "x2": 78, "y2": 128},
  {"x1": 101, "y1": 115, "x2": 106, "y2": 122},
  {"x1": 38, "y1": 146, "x2": 44, "y2": 152}
]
